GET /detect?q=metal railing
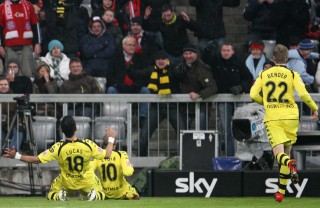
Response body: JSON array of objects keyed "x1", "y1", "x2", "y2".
[{"x1": 1, "y1": 93, "x2": 319, "y2": 167}]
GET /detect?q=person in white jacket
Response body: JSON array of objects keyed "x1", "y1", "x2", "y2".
[{"x1": 39, "y1": 39, "x2": 70, "y2": 86}]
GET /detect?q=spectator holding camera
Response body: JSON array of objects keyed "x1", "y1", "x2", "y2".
[
  {"x1": 80, "y1": 16, "x2": 117, "y2": 77},
  {"x1": 203, "y1": 42, "x2": 253, "y2": 156}
]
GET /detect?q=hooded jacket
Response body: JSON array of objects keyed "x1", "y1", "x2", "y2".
[
  {"x1": 80, "y1": 17, "x2": 117, "y2": 77},
  {"x1": 287, "y1": 49, "x2": 314, "y2": 84}
]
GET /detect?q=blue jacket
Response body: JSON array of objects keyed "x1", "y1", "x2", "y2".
[{"x1": 287, "y1": 49, "x2": 314, "y2": 84}]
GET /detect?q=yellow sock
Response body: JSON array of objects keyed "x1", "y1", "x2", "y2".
[
  {"x1": 276, "y1": 152, "x2": 290, "y2": 166},
  {"x1": 278, "y1": 165, "x2": 290, "y2": 195},
  {"x1": 47, "y1": 191, "x2": 58, "y2": 201}
]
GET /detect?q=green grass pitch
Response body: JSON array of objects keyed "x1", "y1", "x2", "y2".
[{"x1": 0, "y1": 197, "x2": 320, "y2": 208}]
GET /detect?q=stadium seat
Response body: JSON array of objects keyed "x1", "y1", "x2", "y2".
[
  {"x1": 262, "y1": 40, "x2": 276, "y2": 60},
  {"x1": 73, "y1": 116, "x2": 92, "y2": 139},
  {"x1": 32, "y1": 116, "x2": 57, "y2": 152},
  {"x1": 94, "y1": 103, "x2": 127, "y2": 148}
]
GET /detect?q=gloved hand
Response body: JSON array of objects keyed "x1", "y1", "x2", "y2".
[{"x1": 229, "y1": 85, "x2": 243, "y2": 95}]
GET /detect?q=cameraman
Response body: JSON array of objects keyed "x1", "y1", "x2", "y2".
[{"x1": 0, "y1": 76, "x2": 24, "y2": 151}]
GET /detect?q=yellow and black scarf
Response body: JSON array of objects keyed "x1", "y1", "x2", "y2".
[{"x1": 148, "y1": 66, "x2": 171, "y2": 95}]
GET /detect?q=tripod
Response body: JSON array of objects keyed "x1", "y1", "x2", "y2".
[{"x1": 1, "y1": 104, "x2": 45, "y2": 196}]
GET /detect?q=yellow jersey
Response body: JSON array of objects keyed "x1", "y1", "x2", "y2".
[
  {"x1": 91, "y1": 150, "x2": 135, "y2": 199},
  {"x1": 250, "y1": 65, "x2": 318, "y2": 122},
  {"x1": 38, "y1": 139, "x2": 107, "y2": 190}
]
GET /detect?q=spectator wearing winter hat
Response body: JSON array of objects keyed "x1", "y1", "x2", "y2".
[
  {"x1": 287, "y1": 39, "x2": 316, "y2": 87},
  {"x1": 173, "y1": 42, "x2": 217, "y2": 130},
  {"x1": 80, "y1": 16, "x2": 117, "y2": 77},
  {"x1": 245, "y1": 40, "x2": 267, "y2": 80},
  {"x1": 139, "y1": 50, "x2": 186, "y2": 156},
  {"x1": 39, "y1": 39, "x2": 70, "y2": 86},
  {"x1": 128, "y1": 16, "x2": 160, "y2": 65}
]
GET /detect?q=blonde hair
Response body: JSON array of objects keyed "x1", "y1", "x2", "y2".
[{"x1": 273, "y1": 44, "x2": 288, "y2": 64}]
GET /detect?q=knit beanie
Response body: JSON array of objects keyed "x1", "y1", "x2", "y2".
[
  {"x1": 250, "y1": 40, "x2": 265, "y2": 51},
  {"x1": 299, "y1": 39, "x2": 314, "y2": 50},
  {"x1": 48, "y1": 40, "x2": 64, "y2": 53},
  {"x1": 182, "y1": 43, "x2": 197, "y2": 53},
  {"x1": 131, "y1": 16, "x2": 142, "y2": 25}
]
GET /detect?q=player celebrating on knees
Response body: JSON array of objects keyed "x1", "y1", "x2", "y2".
[
  {"x1": 3, "y1": 115, "x2": 116, "y2": 201},
  {"x1": 91, "y1": 135, "x2": 139, "y2": 200},
  {"x1": 250, "y1": 44, "x2": 318, "y2": 202}
]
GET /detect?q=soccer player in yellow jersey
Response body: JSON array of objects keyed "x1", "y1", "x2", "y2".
[
  {"x1": 3, "y1": 115, "x2": 116, "y2": 201},
  {"x1": 91, "y1": 136, "x2": 139, "y2": 200},
  {"x1": 250, "y1": 44, "x2": 318, "y2": 203}
]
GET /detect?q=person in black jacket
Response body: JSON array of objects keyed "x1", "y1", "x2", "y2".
[
  {"x1": 189, "y1": 0, "x2": 240, "y2": 56},
  {"x1": 268, "y1": 0, "x2": 310, "y2": 48},
  {"x1": 139, "y1": 51, "x2": 186, "y2": 156},
  {"x1": 243, "y1": 0, "x2": 276, "y2": 42},
  {"x1": 143, "y1": 4, "x2": 198, "y2": 65},
  {"x1": 203, "y1": 42, "x2": 253, "y2": 156},
  {"x1": 106, "y1": 35, "x2": 150, "y2": 125}
]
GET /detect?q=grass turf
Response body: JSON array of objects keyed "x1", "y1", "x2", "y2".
[{"x1": 0, "y1": 197, "x2": 320, "y2": 208}]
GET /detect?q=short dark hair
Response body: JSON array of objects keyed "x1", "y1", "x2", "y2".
[
  {"x1": 69, "y1": 57, "x2": 82, "y2": 68},
  {"x1": 161, "y1": 4, "x2": 174, "y2": 13},
  {"x1": 61, "y1": 116, "x2": 77, "y2": 138},
  {"x1": 0, "y1": 75, "x2": 7, "y2": 81}
]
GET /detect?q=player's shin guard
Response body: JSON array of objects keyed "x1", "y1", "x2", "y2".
[
  {"x1": 278, "y1": 165, "x2": 290, "y2": 195},
  {"x1": 276, "y1": 152, "x2": 290, "y2": 166}
]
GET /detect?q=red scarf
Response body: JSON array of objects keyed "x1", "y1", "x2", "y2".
[{"x1": 124, "y1": 58, "x2": 134, "y2": 86}]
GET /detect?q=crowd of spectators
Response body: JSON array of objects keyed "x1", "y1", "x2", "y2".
[{"x1": 1, "y1": 0, "x2": 320, "y2": 157}]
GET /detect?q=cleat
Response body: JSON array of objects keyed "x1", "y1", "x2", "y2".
[
  {"x1": 288, "y1": 159, "x2": 299, "y2": 184},
  {"x1": 274, "y1": 192, "x2": 284, "y2": 203},
  {"x1": 57, "y1": 190, "x2": 67, "y2": 201},
  {"x1": 87, "y1": 189, "x2": 97, "y2": 201}
]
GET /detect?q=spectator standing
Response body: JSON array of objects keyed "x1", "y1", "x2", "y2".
[
  {"x1": 173, "y1": 43, "x2": 217, "y2": 130},
  {"x1": 80, "y1": 16, "x2": 117, "y2": 77},
  {"x1": 189, "y1": 0, "x2": 240, "y2": 56},
  {"x1": 128, "y1": 16, "x2": 159, "y2": 65},
  {"x1": 243, "y1": 0, "x2": 276, "y2": 42},
  {"x1": 144, "y1": 4, "x2": 198, "y2": 65},
  {"x1": 269, "y1": 0, "x2": 310, "y2": 48},
  {"x1": 0, "y1": 0, "x2": 41, "y2": 77},
  {"x1": 101, "y1": 9, "x2": 123, "y2": 46},
  {"x1": 203, "y1": 42, "x2": 253, "y2": 156},
  {"x1": 245, "y1": 40, "x2": 267, "y2": 80},
  {"x1": 41, "y1": 0, "x2": 83, "y2": 58},
  {"x1": 39, "y1": 39, "x2": 70, "y2": 86},
  {"x1": 106, "y1": 35, "x2": 150, "y2": 125},
  {"x1": 59, "y1": 57, "x2": 103, "y2": 117},
  {"x1": 140, "y1": 51, "x2": 186, "y2": 156},
  {"x1": 141, "y1": 0, "x2": 170, "y2": 49},
  {"x1": 92, "y1": 0, "x2": 116, "y2": 17}
]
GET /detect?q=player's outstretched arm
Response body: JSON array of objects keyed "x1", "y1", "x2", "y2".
[
  {"x1": 3, "y1": 147, "x2": 41, "y2": 163},
  {"x1": 104, "y1": 128, "x2": 117, "y2": 159}
]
